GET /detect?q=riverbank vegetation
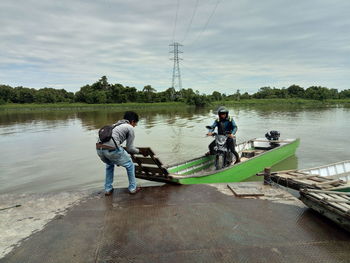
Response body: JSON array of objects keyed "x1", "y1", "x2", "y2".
[{"x1": 1, "y1": 76, "x2": 350, "y2": 108}]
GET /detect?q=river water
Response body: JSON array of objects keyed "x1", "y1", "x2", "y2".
[{"x1": 0, "y1": 105, "x2": 349, "y2": 194}]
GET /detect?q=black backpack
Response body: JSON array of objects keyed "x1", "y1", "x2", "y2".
[{"x1": 98, "y1": 124, "x2": 118, "y2": 148}]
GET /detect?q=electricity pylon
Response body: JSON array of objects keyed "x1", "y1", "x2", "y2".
[{"x1": 169, "y1": 42, "x2": 183, "y2": 91}]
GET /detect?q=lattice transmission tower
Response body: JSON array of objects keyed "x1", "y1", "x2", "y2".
[{"x1": 169, "y1": 42, "x2": 183, "y2": 90}]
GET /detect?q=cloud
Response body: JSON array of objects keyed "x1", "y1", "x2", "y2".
[{"x1": 0, "y1": 0, "x2": 349, "y2": 93}]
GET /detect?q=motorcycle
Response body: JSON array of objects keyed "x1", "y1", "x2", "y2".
[{"x1": 206, "y1": 126, "x2": 239, "y2": 170}]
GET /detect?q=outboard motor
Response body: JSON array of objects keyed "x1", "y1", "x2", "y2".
[{"x1": 265, "y1": 130, "x2": 280, "y2": 147}]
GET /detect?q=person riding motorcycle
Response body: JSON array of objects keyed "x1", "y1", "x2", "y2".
[{"x1": 207, "y1": 107, "x2": 239, "y2": 161}]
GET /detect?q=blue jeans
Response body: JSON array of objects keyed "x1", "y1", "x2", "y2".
[{"x1": 96, "y1": 147, "x2": 137, "y2": 192}]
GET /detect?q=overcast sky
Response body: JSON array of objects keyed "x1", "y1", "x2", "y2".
[{"x1": 0, "y1": 0, "x2": 349, "y2": 94}]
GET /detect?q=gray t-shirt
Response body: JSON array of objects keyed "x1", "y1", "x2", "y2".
[{"x1": 99, "y1": 119, "x2": 139, "y2": 154}]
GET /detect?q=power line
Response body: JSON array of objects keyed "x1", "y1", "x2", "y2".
[
  {"x1": 172, "y1": 0, "x2": 181, "y2": 43},
  {"x1": 181, "y1": 0, "x2": 200, "y2": 43},
  {"x1": 187, "y1": 0, "x2": 223, "y2": 46},
  {"x1": 181, "y1": 62, "x2": 230, "y2": 93}
]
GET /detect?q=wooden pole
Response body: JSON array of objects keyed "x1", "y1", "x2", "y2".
[{"x1": 264, "y1": 167, "x2": 272, "y2": 185}]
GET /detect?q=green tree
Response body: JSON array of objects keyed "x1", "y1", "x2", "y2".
[
  {"x1": 13, "y1": 87, "x2": 35, "y2": 103},
  {"x1": 142, "y1": 85, "x2": 156, "y2": 102},
  {"x1": 241, "y1": 92, "x2": 251, "y2": 100},
  {"x1": 91, "y1": 76, "x2": 109, "y2": 90},
  {"x1": 339, "y1": 89, "x2": 350, "y2": 99},
  {"x1": 287, "y1": 85, "x2": 305, "y2": 98},
  {"x1": 0, "y1": 85, "x2": 15, "y2": 102},
  {"x1": 211, "y1": 91, "x2": 222, "y2": 101},
  {"x1": 305, "y1": 86, "x2": 335, "y2": 100}
]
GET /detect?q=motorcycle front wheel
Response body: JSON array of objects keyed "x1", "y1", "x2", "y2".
[{"x1": 215, "y1": 154, "x2": 225, "y2": 170}]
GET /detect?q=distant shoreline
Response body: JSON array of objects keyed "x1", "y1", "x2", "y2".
[
  {"x1": 0, "y1": 102, "x2": 188, "y2": 111},
  {"x1": 1, "y1": 99, "x2": 349, "y2": 111}
]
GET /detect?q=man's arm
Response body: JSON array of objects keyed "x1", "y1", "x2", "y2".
[
  {"x1": 207, "y1": 120, "x2": 217, "y2": 133},
  {"x1": 231, "y1": 119, "x2": 238, "y2": 135},
  {"x1": 125, "y1": 128, "x2": 139, "y2": 154}
]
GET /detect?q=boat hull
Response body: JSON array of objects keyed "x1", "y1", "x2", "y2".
[
  {"x1": 300, "y1": 160, "x2": 350, "y2": 192},
  {"x1": 171, "y1": 138, "x2": 300, "y2": 184}
]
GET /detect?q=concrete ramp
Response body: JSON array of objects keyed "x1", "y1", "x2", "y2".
[{"x1": 2, "y1": 184, "x2": 350, "y2": 263}]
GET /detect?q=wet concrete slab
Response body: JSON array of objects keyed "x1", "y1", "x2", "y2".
[
  {"x1": 0, "y1": 191, "x2": 89, "y2": 258},
  {"x1": 2, "y1": 183, "x2": 350, "y2": 263}
]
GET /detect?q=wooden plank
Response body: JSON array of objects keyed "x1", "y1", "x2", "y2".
[
  {"x1": 292, "y1": 174, "x2": 319, "y2": 180},
  {"x1": 227, "y1": 183, "x2": 264, "y2": 197},
  {"x1": 278, "y1": 177, "x2": 336, "y2": 191},
  {"x1": 308, "y1": 177, "x2": 329, "y2": 183},
  {"x1": 149, "y1": 155, "x2": 163, "y2": 168},
  {"x1": 309, "y1": 193, "x2": 349, "y2": 213},
  {"x1": 316, "y1": 198, "x2": 350, "y2": 204},
  {"x1": 318, "y1": 193, "x2": 350, "y2": 213},
  {"x1": 340, "y1": 194, "x2": 350, "y2": 201},
  {"x1": 133, "y1": 156, "x2": 162, "y2": 166},
  {"x1": 308, "y1": 192, "x2": 323, "y2": 199},
  {"x1": 327, "y1": 194, "x2": 350, "y2": 211},
  {"x1": 286, "y1": 172, "x2": 314, "y2": 178},
  {"x1": 135, "y1": 166, "x2": 168, "y2": 176},
  {"x1": 303, "y1": 189, "x2": 350, "y2": 196},
  {"x1": 312, "y1": 179, "x2": 344, "y2": 186},
  {"x1": 137, "y1": 147, "x2": 155, "y2": 156},
  {"x1": 135, "y1": 174, "x2": 178, "y2": 184},
  {"x1": 131, "y1": 147, "x2": 172, "y2": 181},
  {"x1": 269, "y1": 175, "x2": 311, "y2": 191}
]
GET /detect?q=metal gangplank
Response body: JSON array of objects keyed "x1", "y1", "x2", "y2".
[{"x1": 131, "y1": 147, "x2": 176, "y2": 184}]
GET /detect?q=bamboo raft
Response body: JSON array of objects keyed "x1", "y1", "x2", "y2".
[{"x1": 299, "y1": 189, "x2": 350, "y2": 232}]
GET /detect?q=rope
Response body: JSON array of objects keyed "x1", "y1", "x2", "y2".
[{"x1": 0, "y1": 204, "x2": 21, "y2": 211}]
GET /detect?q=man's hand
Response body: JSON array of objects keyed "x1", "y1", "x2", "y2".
[
  {"x1": 207, "y1": 132, "x2": 213, "y2": 136},
  {"x1": 138, "y1": 148, "x2": 148, "y2": 157},
  {"x1": 228, "y1": 134, "x2": 235, "y2": 138}
]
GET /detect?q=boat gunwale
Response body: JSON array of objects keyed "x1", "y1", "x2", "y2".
[{"x1": 299, "y1": 160, "x2": 350, "y2": 173}]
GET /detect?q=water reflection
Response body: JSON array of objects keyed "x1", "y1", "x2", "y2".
[
  {"x1": 0, "y1": 111, "x2": 76, "y2": 127},
  {"x1": 0, "y1": 104, "x2": 339, "y2": 130},
  {"x1": 1, "y1": 105, "x2": 349, "y2": 194}
]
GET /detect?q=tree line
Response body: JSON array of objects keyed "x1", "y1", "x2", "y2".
[{"x1": 1, "y1": 76, "x2": 350, "y2": 106}]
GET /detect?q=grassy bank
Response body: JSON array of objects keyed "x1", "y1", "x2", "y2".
[
  {"x1": 0, "y1": 102, "x2": 189, "y2": 111},
  {"x1": 213, "y1": 98, "x2": 350, "y2": 106},
  {"x1": 1, "y1": 99, "x2": 350, "y2": 111}
]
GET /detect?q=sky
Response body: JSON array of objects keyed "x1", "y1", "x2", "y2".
[{"x1": 0, "y1": 0, "x2": 349, "y2": 94}]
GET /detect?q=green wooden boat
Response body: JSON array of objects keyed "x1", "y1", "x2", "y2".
[{"x1": 134, "y1": 138, "x2": 300, "y2": 184}]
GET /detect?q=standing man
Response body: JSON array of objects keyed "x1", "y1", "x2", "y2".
[
  {"x1": 96, "y1": 111, "x2": 141, "y2": 196},
  {"x1": 207, "y1": 106, "x2": 239, "y2": 162}
]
